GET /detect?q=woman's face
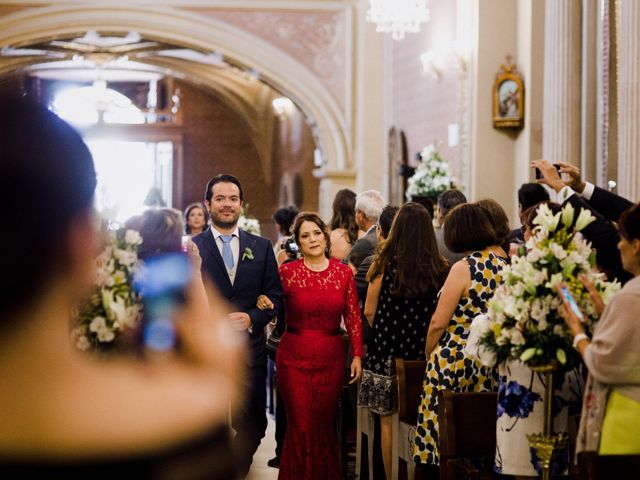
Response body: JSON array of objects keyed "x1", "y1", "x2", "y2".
[
  {"x1": 297, "y1": 220, "x2": 327, "y2": 258},
  {"x1": 618, "y1": 235, "x2": 640, "y2": 274},
  {"x1": 188, "y1": 207, "x2": 206, "y2": 230}
]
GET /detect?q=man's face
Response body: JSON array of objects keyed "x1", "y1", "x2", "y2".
[
  {"x1": 206, "y1": 181, "x2": 242, "y2": 229},
  {"x1": 355, "y1": 209, "x2": 365, "y2": 231}
]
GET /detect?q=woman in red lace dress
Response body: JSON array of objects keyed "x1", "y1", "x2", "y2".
[{"x1": 276, "y1": 212, "x2": 363, "y2": 480}]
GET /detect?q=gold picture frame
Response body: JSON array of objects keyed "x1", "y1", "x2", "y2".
[{"x1": 492, "y1": 56, "x2": 524, "y2": 129}]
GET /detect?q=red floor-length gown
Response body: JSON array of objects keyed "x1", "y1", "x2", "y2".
[{"x1": 276, "y1": 258, "x2": 364, "y2": 480}]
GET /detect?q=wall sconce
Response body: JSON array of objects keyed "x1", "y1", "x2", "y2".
[{"x1": 272, "y1": 96, "x2": 294, "y2": 116}]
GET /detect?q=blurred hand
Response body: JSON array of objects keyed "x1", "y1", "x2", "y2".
[
  {"x1": 256, "y1": 294, "x2": 274, "y2": 310},
  {"x1": 556, "y1": 162, "x2": 586, "y2": 193},
  {"x1": 227, "y1": 311, "x2": 252, "y2": 331},
  {"x1": 349, "y1": 356, "x2": 362, "y2": 384},
  {"x1": 554, "y1": 283, "x2": 585, "y2": 336},
  {"x1": 186, "y1": 238, "x2": 202, "y2": 271},
  {"x1": 532, "y1": 159, "x2": 564, "y2": 193},
  {"x1": 578, "y1": 274, "x2": 605, "y2": 316}
]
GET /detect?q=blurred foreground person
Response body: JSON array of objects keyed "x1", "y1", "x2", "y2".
[{"x1": 0, "y1": 97, "x2": 244, "y2": 479}]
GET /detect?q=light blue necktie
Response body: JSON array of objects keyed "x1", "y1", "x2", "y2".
[{"x1": 220, "y1": 235, "x2": 235, "y2": 269}]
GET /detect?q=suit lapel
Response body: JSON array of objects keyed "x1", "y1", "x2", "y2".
[
  {"x1": 233, "y1": 230, "x2": 249, "y2": 291},
  {"x1": 203, "y1": 229, "x2": 232, "y2": 286}
]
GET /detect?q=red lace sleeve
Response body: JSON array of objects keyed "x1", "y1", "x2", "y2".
[{"x1": 342, "y1": 267, "x2": 364, "y2": 358}]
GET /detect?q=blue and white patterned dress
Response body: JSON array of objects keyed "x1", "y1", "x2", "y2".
[{"x1": 495, "y1": 361, "x2": 584, "y2": 476}]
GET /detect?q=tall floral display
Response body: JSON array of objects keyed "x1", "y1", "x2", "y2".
[
  {"x1": 405, "y1": 144, "x2": 457, "y2": 202},
  {"x1": 468, "y1": 203, "x2": 620, "y2": 479},
  {"x1": 71, "y1": 227, "x2": 143, "y2": 352},
  {"x1": 237, "y1": 203, "x2": 261, "y2": 236}
]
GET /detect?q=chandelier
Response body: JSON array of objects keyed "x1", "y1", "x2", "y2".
[{"x1": 366, "y1": 0, "x2": 430, "y2": 41}]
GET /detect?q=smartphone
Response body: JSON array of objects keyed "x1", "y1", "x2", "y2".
[
  {"x1": 535, "y1": 164, "x2": 561, "y2": 180},
  {"x1": 556, "y1": 283, "x2": 585, "y2": 323},
  {"x1": 134, "y1": 253, "x2": 192, "y2": 352}
]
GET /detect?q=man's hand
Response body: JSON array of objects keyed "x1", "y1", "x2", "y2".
[
  {"x1": 227, "y1": 311, "x2": 252, "y2": 331},
  {"x1": 256, "y1": 295, "x2": 274, "y2": 311},
  {"x1": 556, "y1": 162, "x2": 586, "y2": 193},
  {"x1": 532, "y1": 159, "x2": 564, "y2": 192}
]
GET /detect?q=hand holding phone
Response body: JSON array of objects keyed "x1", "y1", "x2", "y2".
[{"x1": 555, "y1": 282, "x2": 585, "y2": 327}]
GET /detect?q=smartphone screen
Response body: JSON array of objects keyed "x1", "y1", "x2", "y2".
[
  {"x1": 134, "y1": 253, "x2": 192, "y2": 352},
  {"x1": 558, "y1": 284, "x2": 584, "y2": 322}
]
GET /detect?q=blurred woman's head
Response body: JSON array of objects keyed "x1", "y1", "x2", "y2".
[
  {"x1": 369, "y1": 202, "x2": 448, "y2": 298},
  {"x1": 444, "y1": 203, "x2": 498, "y2": 253},
  {"x1": 292, "y1": 212, "x2": 331, "y2": 259},
  {"x1": 618, "y1": 203, "x2": 640, "y2": 275},
  {"x1": 273, "y1": 205, "x2": 300, "y2": 236},
  {"x1": 138, "y1": 208, "x2": 184, "y2": 260},
  {"x1": 329, "y1": 189, "x2": 358, "y2": 244},
  {"x1": 1, "y1": 97, "x2": 97, "y2": 319},
  {"x1": 184, "y1": 203, "x2": 209, "y2": 235}
]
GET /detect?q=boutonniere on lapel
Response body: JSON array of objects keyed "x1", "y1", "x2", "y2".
[{"x1": 242, "y1": 247, "x2": 254, "y2": 261}]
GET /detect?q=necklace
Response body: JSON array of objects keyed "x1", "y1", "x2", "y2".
[{"x1": 303, "y1": 257, "x2": 329, "y2": 271}]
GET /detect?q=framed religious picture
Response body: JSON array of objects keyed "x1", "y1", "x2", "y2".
[{"x1": 492, "y1": 55, "x2": 524, "y2": 129}]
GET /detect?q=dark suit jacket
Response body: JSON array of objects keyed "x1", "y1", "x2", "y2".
[
  {"x1": 347, "y1": 227, "x2": 377, "y2": 269},
  {"x1": 193, "y1": 229, "x2": 283, "y2": 366},
  {"x1": 587, "y1": 186, "x2": 634, "y2": 223}
]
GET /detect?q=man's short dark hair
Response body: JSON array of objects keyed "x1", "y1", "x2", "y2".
[
  {"x1": 204, "y1": 174, "x2": 244, "y2": 203},
  {"x1": 437, "y1": 189, "x2": 467, "y2": 219},
  {"x1": 410, "y1": 196, "x2": 434, "y2": 218},
  {"x1": 518, "y1": 183, "x2": 550, "y2": 211}
]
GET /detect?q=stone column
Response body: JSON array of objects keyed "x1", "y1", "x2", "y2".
[
  {"x1": 617, "y1": 1, "x2": 640, "y2": 201},
  {"x1": 542, "y1": 1, "x2": 583, "y2": 165}
]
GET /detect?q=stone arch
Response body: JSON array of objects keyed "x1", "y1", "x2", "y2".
[{"x1": 0, "y1": 3, "x2": 348, "y2": 171}]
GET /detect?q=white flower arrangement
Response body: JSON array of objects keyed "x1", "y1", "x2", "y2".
[
  {"x1": 71, "y1": 228, "x2": 143, "y2": 351},
  {"x1": 237, "y1": 203, "x2": 261, "y2": 236},
  {"x1": 467, "y1": 203, "x2": 621, "y2": 371},
  {"x1": 405, "y1": 144, "x2": 457, "y2": 201}
]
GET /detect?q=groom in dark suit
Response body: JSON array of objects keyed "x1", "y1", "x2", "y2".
[{"x1": 193, "y1": 174, "x2": 282, "y2": 478}]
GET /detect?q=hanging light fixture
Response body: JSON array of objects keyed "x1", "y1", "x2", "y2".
[{"x1": 366, "y1": 0, "x2": 430, "y2": 41}]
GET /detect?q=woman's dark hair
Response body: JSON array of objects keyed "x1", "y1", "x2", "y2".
[
  {"x1": 138, "y1": 208, "x2": 184, "y2": 260},
  {"x1": 437, "y1": 190, "x2": 467, "y2": 219},
  {"x1": 292, "y1": 212, "x2": 331, "y2": 258},
  {"x1": 444, "y1": 203, "x2": 498, "y2": 253},
  {"x1": 183, "y1": 202, "x2": 209, "y2": 235},
  {"x1": 329, "y1": 189, "x2": 359, "y2": 245},
  {"x1": 204, "y1": 174, "x2": 244, "y2": 203},
  {"x1": 476, "y1": 198, "x2": 511, "y2": 245},
  {"x1": 1, "y1": 97, "x2": 96, "y2": 317},
  {"x1": 616, "y1": 203, "x2": 640, "y2": 242},
  {"x1": 368, "y1": 203, "x2": 448, "y2": 298},
  {"x1": 378, "y1": 205, "x2": 399, "y2": 239},
  {"x1": 273, "y1": 205, "x2": 300, "y2": 236}
]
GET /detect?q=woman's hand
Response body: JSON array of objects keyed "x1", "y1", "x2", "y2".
[
  {"x1": 256, "y1": 294, "x2": 274, "y2": 310},
  {"x1": 349, "y1": 356, "x2": 362, "y2": 384},
  {"x1": 579, "y1": 274, "x2": 605, "y2": 316}
]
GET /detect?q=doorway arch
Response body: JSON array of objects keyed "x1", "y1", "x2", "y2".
[{"x1": 0, "y1": 3, "x2": 349, "y2": 172}]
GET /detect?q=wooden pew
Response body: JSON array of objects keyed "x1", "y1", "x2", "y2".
[
  {"x1": 391, "y1": 359, "x2": 428, "y2": 480},
  {"x1": 437, "y1": 390, "x2": 498, "y2": 480},
  {"x1": 577, "y1": 451, "x2": 640, "y2": 479}
]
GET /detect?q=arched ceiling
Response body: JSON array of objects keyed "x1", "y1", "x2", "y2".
[{"x1": 0, "y1": 30, "x2": 292, "y2": 182}]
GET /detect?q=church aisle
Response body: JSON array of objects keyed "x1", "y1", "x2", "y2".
[{"x1": 247, "y1": 416, "x2": 278, "y2": 480}]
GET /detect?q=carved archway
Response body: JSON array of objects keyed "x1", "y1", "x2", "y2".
[{"x1": 0, "y1": 3, "x2": 348, "y2": 172}]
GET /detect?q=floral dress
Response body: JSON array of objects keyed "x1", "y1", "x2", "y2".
[
  {"x1": 495, "y1": 362, "x2": 583, "y2": 476},
  {"x1": 413, "y1": 251, "x2": 504, "y2": 465},
  {"x1": 358, "y1": 265, "x2": 438, "y2": 415}
]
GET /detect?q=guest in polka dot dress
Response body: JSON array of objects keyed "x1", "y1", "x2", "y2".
[
  {"x1": 414, "y1": 203, "x2": 506, "y2": 470},
  {"x1": 358, "y1": 202, "x2": 449, "y2": 479}
]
